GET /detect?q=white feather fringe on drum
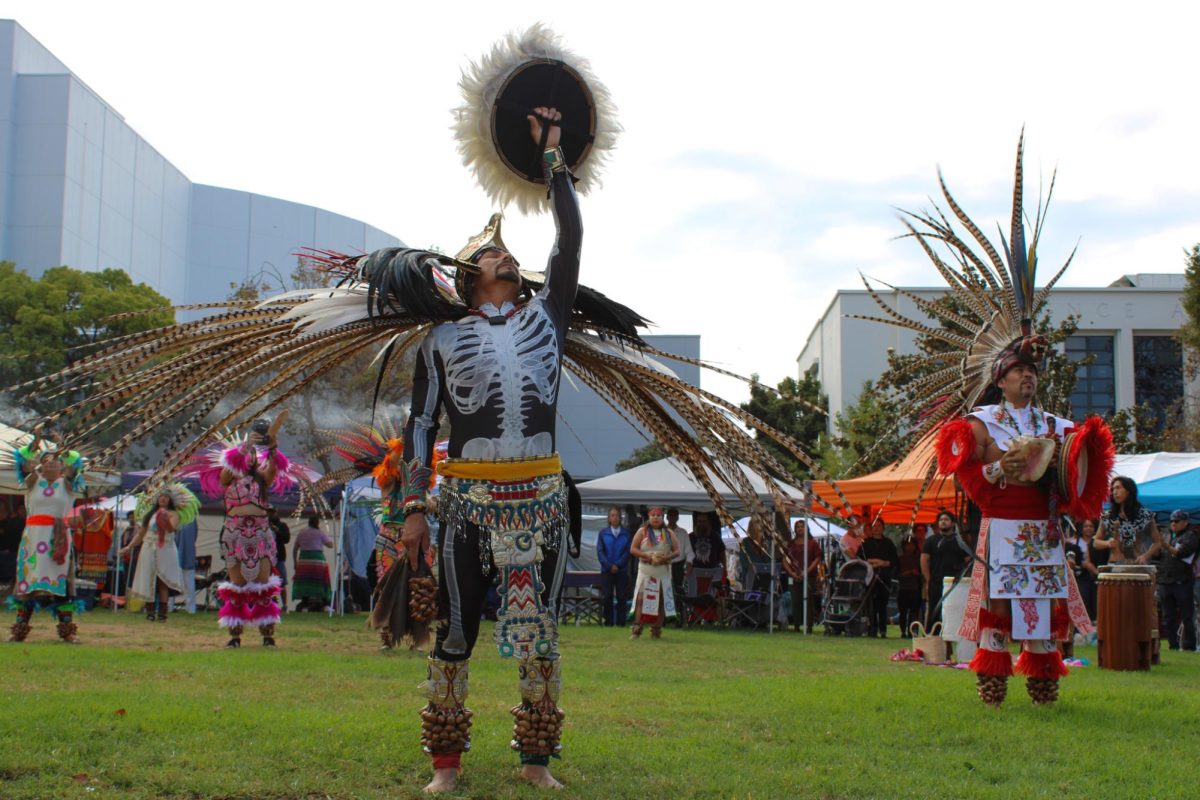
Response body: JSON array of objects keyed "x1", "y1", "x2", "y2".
[{"x1": 453, "y1": 23, "x2": 621, "y2": 214}]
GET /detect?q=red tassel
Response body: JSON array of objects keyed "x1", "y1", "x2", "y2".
[
  {"x1": 1061, "y1": 416, "x2": 1115, "y2": 520},
  {"x1": 1015, "y1": 649, "x2": 1069, "y2": 679},
  {"x1": 935, "y1": 418, "x2": 977, "y2": 478},
  {"x1": 969, "y1": 647, "x2": 1014, "y2": 677},
  {"x1": 978, "y1": 608, "x2": 1012, "y2": 634},
  {"x1": 1051, "y1": 603, "x2": 1071, "y2": 641}
]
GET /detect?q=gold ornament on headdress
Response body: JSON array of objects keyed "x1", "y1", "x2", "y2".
[{"x1": 455, "y1": 213, "x2": 510, "y2": 264}]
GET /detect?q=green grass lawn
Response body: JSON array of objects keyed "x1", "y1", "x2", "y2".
[{"x1": 1, "y1": 611, "x2": 1197, "y2": 799}]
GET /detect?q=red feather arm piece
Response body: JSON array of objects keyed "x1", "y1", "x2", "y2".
[
  {"x1": 1059, "y1": 415, "x2": 1115, "y2": 521},
  {"x1": 935, "y1": 418, "x2": 990, "y2": 506}
]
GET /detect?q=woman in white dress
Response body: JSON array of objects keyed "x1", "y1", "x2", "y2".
[{"x1": 121, "y1": 485, "x2": 199, "y2": 621}]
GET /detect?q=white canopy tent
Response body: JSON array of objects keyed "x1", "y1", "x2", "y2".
[
  {"x1": 1111, "y1": 452, "x2": 1200, "y2": 484},
  {"x1": 577, "y1": 457, "x2": 811, "y2": 633},
  {"x1": 575, "y1": 455, "x2": 805, "y2": 511}
]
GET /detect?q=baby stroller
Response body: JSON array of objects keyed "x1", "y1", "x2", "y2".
[{"x1": 822, "y1": 558, "x2": 874, "y2": 637}]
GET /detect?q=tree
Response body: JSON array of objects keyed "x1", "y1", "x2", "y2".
[
  {"x1": 1179, "y1": 243, "x2": 1200, "y2": 379},
  {"x1": 224, "y1": 257, "x2": 416, "y2": 474},
  {"x1": 615, "y1": 440, "x2": 667, "y2": 472},
  {"x1": 740, "y1": 365, "x2": 828, "y2": 481},
  {"x1": 821, "y1": 380, "x2": 907, "y2": 478},
  {"x1": 0, "y1": 263, "x2": 174, "y2": 415}
]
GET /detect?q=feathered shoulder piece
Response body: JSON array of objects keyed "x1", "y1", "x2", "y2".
[
  {"x1": 307, "y1": 416, "x2": 406, "y2": 496},
  {"x1": 179, "y1": 434, "x2": 313, "y2": 499},
  {"x1": 135, "y1": 482, "x2": 201, "y2": 526},
  {"x1": 849, "y1": 131, "x2": 1078, "y2": 444}
]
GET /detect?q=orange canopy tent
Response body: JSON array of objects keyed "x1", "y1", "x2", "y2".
[{"x1": 810, "y1": 436, "x2": 960, "y2": 524}]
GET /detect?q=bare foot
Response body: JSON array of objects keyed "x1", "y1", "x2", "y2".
[
  {"x1": 520, "y1": 764, "x2": 563, "y2": 789},
  {"x1": 423, "y1": 767, "x2": 458, "y2": 794}
]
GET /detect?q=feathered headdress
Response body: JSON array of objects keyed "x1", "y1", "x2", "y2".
[
  {"x1": 453, "y1": 23, "x2": 621, "y2": 214},
  {"x1": 134, "y1": 482, "x2": 200, "y2": 526},
  {"x1": 852, "y1": 132, "x2": 1076, "y2": 444},
  {"x1": 308, "y1": 416, "x2": 407, "y2": 495}
]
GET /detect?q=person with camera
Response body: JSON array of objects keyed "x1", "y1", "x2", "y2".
[
  {"x1": 1157, "y1": 510, "x2": 1197, "y2": 651},
  {"x1": 181, "y1": 416, "x2": 300, "y2": 648}
]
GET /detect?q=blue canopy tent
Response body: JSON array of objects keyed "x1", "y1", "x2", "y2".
[
  {"x1": 1111, "y1": 453, "x2": 1200, "y2": 518},
  {"x1": 1137, "y1": 467, "x2": 1200, "y2": 517}
]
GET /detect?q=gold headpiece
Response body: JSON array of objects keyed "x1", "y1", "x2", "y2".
[
  {"x1": 454, "y1": 213, "x2": 514, "y2": 301},
  {"x1": 455, "y1": 213, "x2": 509, "y2": 264}
]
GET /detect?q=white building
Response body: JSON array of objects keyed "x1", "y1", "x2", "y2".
[
  {"x1": 0, "y1": 19, "x2": 400, "y2": 302},
  {"x1": 797, "y1": 273, "x2": 1195, "y2": 429},
  {"x1": 0, "y1": 19, "x2": 695, "y2": 479}
]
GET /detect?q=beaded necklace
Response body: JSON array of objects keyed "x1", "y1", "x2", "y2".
[{"x1": 994, "y1": 398, "x2": 1044, "y2": 437}]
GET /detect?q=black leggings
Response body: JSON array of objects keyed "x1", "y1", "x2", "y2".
[{"x1": 432, "y1": 519, "x2": 561, "y2": 662}]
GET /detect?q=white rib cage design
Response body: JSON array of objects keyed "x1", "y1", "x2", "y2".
[{"x1": 437, "y1": 297, "x2": 560, "y2": 451}]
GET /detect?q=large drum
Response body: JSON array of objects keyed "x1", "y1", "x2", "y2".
[{"x1": 1096, "y1": 565, "x2": 1156, "y2": 671}]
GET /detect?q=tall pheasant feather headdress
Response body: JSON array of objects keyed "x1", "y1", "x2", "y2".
[{"x1": 853, "y1": 131, "x2": 1076, "y2": 445}]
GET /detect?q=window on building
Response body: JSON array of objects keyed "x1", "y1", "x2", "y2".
[
  {"x1": 1066, "y1": 335, "x2": 1115, "y2": 417},
  {"x1": 1133, "y1": 335, "x2": 1183, "y2": 433}
]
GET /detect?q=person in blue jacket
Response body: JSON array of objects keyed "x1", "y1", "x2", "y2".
[{"x1": 597, "y1": 507, "x2": 632, "y2": 626}]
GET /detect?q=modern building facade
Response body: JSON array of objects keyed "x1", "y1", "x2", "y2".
[
  {"x1": 797, "y1": 273, "x2": 1196, "y2": 431},
  {"x1": 0, "y1": 19, "x2": 401, "y2": 302},
  {"x1": 0, "y1": 19, "x2": 700, "y2": 479}
]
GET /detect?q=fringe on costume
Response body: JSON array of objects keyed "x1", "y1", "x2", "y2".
[
  {"x1": 1060, "y1": 415, "x2": 1115, "y2": 520},
  {"x1": 217, "y1": 576, "x2": 282, "y2": 629},
  {"x1": 1015, "y1": 648, "x2": 1070, "y2": 679}
]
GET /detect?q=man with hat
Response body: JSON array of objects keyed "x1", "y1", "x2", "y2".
[
  {"x1": 399, "y1": 106, "x2": 573, "y2": 792},
  {"x1": 855, "y1": 136, "x2": 1114, "y2": 707},
  {"x1": 1157, "y1": 510, "x2": 1197, "y2": 651}
]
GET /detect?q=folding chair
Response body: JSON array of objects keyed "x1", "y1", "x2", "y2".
[{"x1": 558, "y1": 571, "x2": 603, "y2": 626}]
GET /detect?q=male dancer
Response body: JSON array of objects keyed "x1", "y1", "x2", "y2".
[{"x1": 400, "y1": 107, "x2": 573, "y2": 792}]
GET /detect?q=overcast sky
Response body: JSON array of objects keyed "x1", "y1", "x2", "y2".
[{"x1": 8, "y1": 1, "x2": 1200, "y2": 405}]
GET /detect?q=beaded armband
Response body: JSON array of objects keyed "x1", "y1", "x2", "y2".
[
  {"x1": 542, "y1": 146, "x2": 566, "y2": 175},
  {"x1": 983, "y1": 460, "x2": 1005, "y2": 487}
]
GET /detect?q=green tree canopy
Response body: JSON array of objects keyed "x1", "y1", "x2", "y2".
[
  {"x1": 0, "y1": 263, "x2": 174, "y2": 413},
  {"x1": 1180, "y1": 243, "x2": 1200, "y2": 377},
  {"x1": 615, "y1": 440, "x2": 668, "y2": 472},
  {"x1": 740, "y1": 364, "x2": 828, "y2": 481}
]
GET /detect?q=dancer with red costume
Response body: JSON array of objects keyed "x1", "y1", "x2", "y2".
[{"x1": 859, "y1": 134, "x2": 1114, "y2": 706}]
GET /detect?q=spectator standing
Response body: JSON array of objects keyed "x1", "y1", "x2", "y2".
[
  {"x1": 896, "y1": 536, "x2": 922, "y2": 634},
  {"x1": 596, "y1": 507, "x2": 632, "y2": 627},
  {"x1": 292, "y1": 516, "x2": 333, "y2": 611},
  {"x1": 739, "y1": 519, "x2": 773, "y2": 592},
  {"x1": 921, "y1": 510, "x2": 969, "y2": 630},
  {"x1": 1157, "y1": 510, "x2": 1197, "y2": 651},
  {"x1": 666, "y1": 508, "x2": 693, "y2": 600},
  {"x1": 267, "y1": 506, "x2": 292, "y2": 609},
  {"x1": 689, "y1": 512, "x2": 726, "y2": 574},
  {"x1": 1095, "y1": 476, "x2": 1163, "y2": 565},
  {"x1": 860, "y1": 521, "x2": 898, "y2": 637},
  {"x1": 1075, "y1": 518, "x2": 1101, "y2": 621},
  {"x1": 176, "y1": 517, "x2": 199, "y2": 613},
  {"x1": 629, "y1": 508, "x2": 679, "y2": 639},
  {"x1": 785, "y1": 519, "x2": 823, "y2": 633}
]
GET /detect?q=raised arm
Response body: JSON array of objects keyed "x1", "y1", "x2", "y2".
[{"x1": 528, "y1": 108, "x2": 582, "y2": 328}]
